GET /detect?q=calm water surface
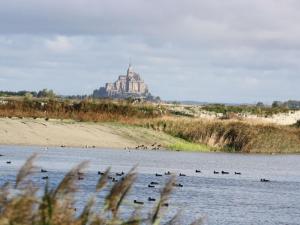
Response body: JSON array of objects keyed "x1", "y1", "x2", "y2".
[{"x1": 0, "y1": 146, "x2": 299, "y2": 225}]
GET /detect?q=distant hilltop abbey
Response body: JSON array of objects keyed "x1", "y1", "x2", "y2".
[{"x1": 93, "y1": 64, "x2": 151, "y2": 99}]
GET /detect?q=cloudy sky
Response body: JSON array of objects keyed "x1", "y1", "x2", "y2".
[{"x1": 0, "y1": 0, "x2": 300, "y2": 103}]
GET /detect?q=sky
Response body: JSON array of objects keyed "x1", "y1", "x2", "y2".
[{"x1": 0, "y1": 0, "x2": 300, "y2": 103}]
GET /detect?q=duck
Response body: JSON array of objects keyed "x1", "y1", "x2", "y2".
[
  {"x1": 150, "y1": 181, "x2": 159, "y2": 185},
  {"x1": 148, "y1": 184, "x2": 155, "y2": 188},
  {"x1": 172, "y1": 183, "x2": 183, "y2": 187},
  {"x1": 214, "y1": 171, "x2": 219, "y2": 174},
  {"x1": 42, "y1": 176, "x2": 49, "y2": 180},
  {"x1": 155, "y1": 173, "x2": 162, "y2": 177},
  {"x1": 98, "y1": 171, "x2": 104, "y2": 175},
  {"x1": 116, "y1": 172, "x2": 124, "y2": 176},
  {"x1": 134, "y1": 200, "x2": 144, "y2": 205},
  {"x1": 195, "y1": 170, "x2": 201, "y2": 173},
  {"x1": 148, "y1": 197, "x2": 156, "y2": 201},
  {"x1": 260, "y1": 178, "x2": 270, "y2": 182},
  {"x1": 165, "y1": 171, "x2": 171, "y2": 175},
  {"x1": 6, "y1": 161, "x2": 11, "y2": 164},
  {"x1": 221, "y1": 171, "x2": 229, "y2": 174},
  {"x1": 234, "y1": 172, "x2": 241, "y2": 175},
  {"x1": 162, "y1": 203, "x2": 169, "y2": 207},
  {"x1": 179, "y1": 173, "x2": 186, "y2": 177},
  {"x1": 41, "y1": 169, "x2": 48, "y2": 173}
]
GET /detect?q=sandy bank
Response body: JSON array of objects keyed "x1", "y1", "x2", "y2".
[{"x1": 0, "y1": 117, "x2": 181, "y2": 149}]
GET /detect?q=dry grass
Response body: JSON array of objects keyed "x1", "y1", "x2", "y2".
[
  {"x1": 0, "y1": 156, "x2": 202, "y2": 225},
  {"x1": 136, "y1": 117, "x2": 300, "y2": 153},
  {"x1": 0, "y1": 98, "x2": 165, "y2": 123}
]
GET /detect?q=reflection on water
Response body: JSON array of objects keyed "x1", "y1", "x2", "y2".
[{"x1": 0, "y1": 146, "x2": 300, "y2": 225}]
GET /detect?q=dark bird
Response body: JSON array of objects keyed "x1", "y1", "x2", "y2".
[
  {"x1": 112, "y1": 178, "x2": 118, "y2": 182},
  {"x1": 42, "y1": 176, "x2": 48, "y2": 180},
  {"x1": 155, "y1": 173, "x2": 162, "y2": 177},
  {"x1": 162, "y1": 203, "x2": 169, "y2": 207},
  {"x1": 260, "y1": 178, "x2": 270, "y2": 182},
  {"x1": 6, "y1": 161, "x2": 11, "y2": 164},
  {"x1": 234, "y1": 172, "x2": 241, "y2": 175},
  {"x1": 165, "y1": 171, "x2": 171, "y2": 175},
  {"x1": 214, "y1": 170, "x2": 219, "y2": 174},
  {"x1": 77, "y1": 172, "x2": 84, "y2": 176},
  {"x1": 148, "y1": 184, "x2": 155, "y2": 188},
  {"x1": 148, "y1": 197, "x2": 156, "y2": 201},
  {"x1": 116, "y1": 172, "x2": 124, "y2": 176},
  {"x1": 134, "y1": 200, "x2": 144, "y2": 205},
  {"x1": 195, "y1": 170, "x2": 201, "y2": 173},
  {"x1": 78, "y1": 177, "x2": 84, "y2": 180},
  {"x1": 98, "y1": 171, "x2": 104, "y2": 175},
  {"x1": 179, "y1": 173, "x2": 186, "y2": 177},
  {"x1": 151, "y1": 181, "x2": 159, "y2": 185},
  {"x1": 221, "y1": 171, "x2": 229, "y2": 174},
  {"x1": 41, "y1": 169, "x2": 48, "y2": 173},
  {"x1": 0, "y1": 154, "x2": 4, "y2": 157},
  {"x1": 173, "y1": 183, "x2": 183, "y2": 187}
]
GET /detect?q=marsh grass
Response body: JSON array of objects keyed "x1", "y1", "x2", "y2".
[
  {"x1": 0, "y1": 156, "x2": 202, "y2": 225},
  {"x1": 168, "y1": 141, "x2": 212, "y2": 152},
  {"x1": 138, "y1": 118, "x2": 300, "y2": 153},
  {"x1": 0, "y1": 98, "x2": 164, "y2": 122}
]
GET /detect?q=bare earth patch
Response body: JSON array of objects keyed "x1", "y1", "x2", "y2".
[{"x1": 0, "y1": 117, "x2": 199, "y2": 150}]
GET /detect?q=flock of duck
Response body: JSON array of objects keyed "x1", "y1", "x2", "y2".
[
  {"x1": 1, "y1": 153, "x2": 272, "y2": 207},
  {"x1": 124, "y1": 143, "x2": 162, "y2": 151},
  {"x1": 35, "y1": 168, "x2": 270, "y2": 205}
]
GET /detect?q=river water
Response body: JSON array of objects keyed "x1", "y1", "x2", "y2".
[{"x1": 0, "y1": 146, "x2": 299, "y2": 225}]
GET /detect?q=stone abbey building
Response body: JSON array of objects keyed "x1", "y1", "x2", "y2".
[{"x1": 93, "y1": 64, "x2": 150, "y2": 98}]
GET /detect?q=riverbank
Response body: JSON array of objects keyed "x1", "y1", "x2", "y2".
[
  {"x1": 1, "y1": 116, "x2": 300, "y2": 154},
  {"x1": 0, "y1": 117, "x2": 209, "y2": 151},
  {"x1": 138, "y1": 118, "x2": 300, "y2": 154}
]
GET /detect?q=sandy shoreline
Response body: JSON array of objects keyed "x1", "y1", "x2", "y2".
[{"x1": 0, "y1": 118, "x2": 180, "y2": 149}]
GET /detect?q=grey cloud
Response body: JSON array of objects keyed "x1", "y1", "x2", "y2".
[{"x1": 0, "y1": 1, "x2": 300, "y2": 102}]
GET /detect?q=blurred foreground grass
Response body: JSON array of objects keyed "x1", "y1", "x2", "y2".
[{"x1": 0, "y1": 155, "x2": 203, "y2": 225}]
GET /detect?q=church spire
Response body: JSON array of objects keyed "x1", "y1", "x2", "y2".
[{"x1": 127, "y1": 63, "x2": 134, "y2": 77}]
